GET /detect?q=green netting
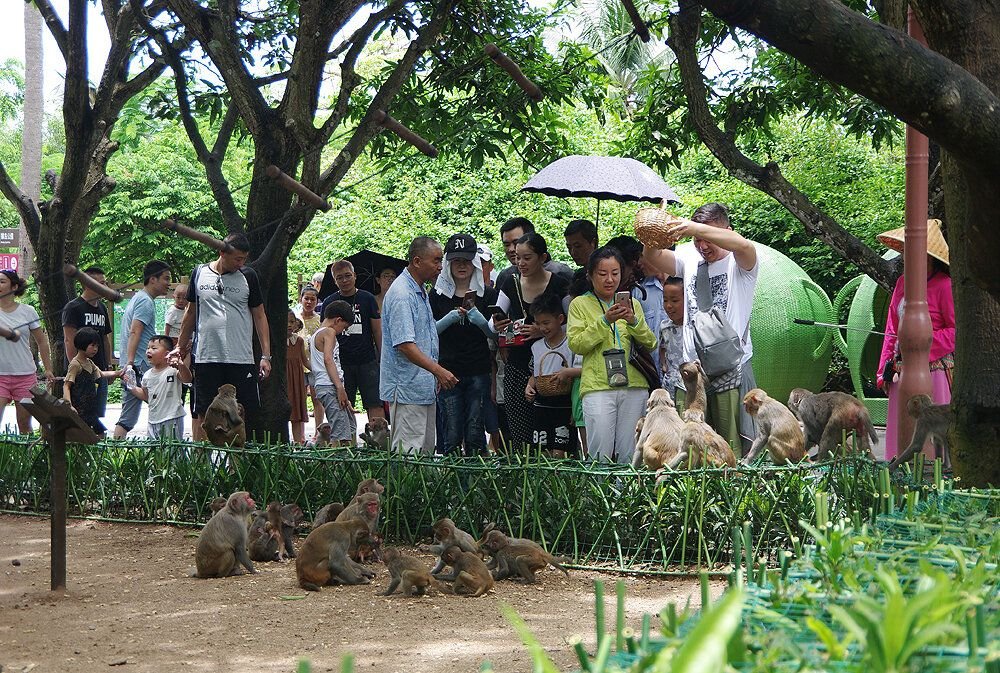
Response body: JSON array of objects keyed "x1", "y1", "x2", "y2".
[{"x1": 0, "y1": 434, "x2": 882, "y2": 571}]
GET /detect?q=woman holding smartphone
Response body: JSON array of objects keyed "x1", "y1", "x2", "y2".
[
  {"x1": 430, "y1": 233, "x2": 498, "y2": 456},
  {"x1": 567, "y1": 247, "x2": 656, "y2": 464},
  {"x1": 491, "y1": 233, "x2": 570, "y2": 451}
]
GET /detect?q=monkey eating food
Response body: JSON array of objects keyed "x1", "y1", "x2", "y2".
[
  {"x1": 194, "y1": 491, "x2": 257, "y2": 578},
  {"x1": 202, "y1": 384, "x2": 246, "y2": 447},
  {"x1": 380, "y1": 547, "x2": 432, "y2": 596},
  {"x1": 742, "y1": 388, "x2": 806, "y2": 465}
]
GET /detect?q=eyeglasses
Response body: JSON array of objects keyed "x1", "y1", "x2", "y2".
[{"x1": 215, "y1": 276, "x2": 224, "y2": 296}]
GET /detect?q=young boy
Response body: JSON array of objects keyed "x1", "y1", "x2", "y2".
[
  {"x1": 658, "y1": 276, "x2": 685, "y2": 403},
  {"x1": 310, "y1": 300, "x2": 357, "y2": 446},
  {"x1": 125, "y1": 335, "x2": 192, "y2": 440},
  {"x1": 64, "y1": 327, "x2": 123, "y2": 435},
  {"x1": 164, "y1": 284, "x2": 188, "y2": 338},
  {"x1": 525, "y1": 292, "x2": 581, "y2": 457}
]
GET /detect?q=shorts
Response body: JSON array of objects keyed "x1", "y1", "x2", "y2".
[
  {"x1": 315, "y1": 385, "x2": 357, "y2": 441},
  {"x1": 192, "y1": 363, "x2": 260, "y2": 418},
  {"x1": 149, "y1": 415, "x2": 184, "y2": 441},
  {"x1": 0, "y1": 373, "x2": 37, "y2": 401},
  {"x1": 342, "y1": 360, "x2": 381, "y2": 410},
  {"x1": 532, "y1": 399, "x2": 578, "y2": 456}
]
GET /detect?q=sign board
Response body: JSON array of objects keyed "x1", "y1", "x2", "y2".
[
  {"x1": 0, "y1": 253, "x2": 19, "y2": 271},
  {"x1": 0, "y1": 228, "x2": 18, "y2": 248}
]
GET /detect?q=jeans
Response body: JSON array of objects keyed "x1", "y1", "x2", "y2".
[
  {"x1": 437, "y1": 373, "x2": 489, "y2": 456},
  {"x1": 315, "y1": 385, "x2": 358, "y2": 442}
]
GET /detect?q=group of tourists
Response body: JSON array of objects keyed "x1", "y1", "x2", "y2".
[{"x1": 0, "y1": 205, "x2": 955, "y2": 464}]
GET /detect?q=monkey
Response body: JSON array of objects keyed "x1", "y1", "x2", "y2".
[
  {"x1": 479, "y1": 530, "x2": 569, "y2": 584},
  {"x1": 311, "y1": 423, "x2": 333, "y2": 448},
  {"x1": 194, "y1": 491, "x2": 257, "y2": 578},
  {"x1": 359, "y1": 417, "x2": 390, "y2": 450},
  {"x1": 421, "y1": 518, "x2": 480, "y2": 575},
  {"x1": 248, "y1": 502, "x2": 305, "y2": 562},
  {"x1": 433, "y1": 545, "x2": 494, "y2": 597},
  {"x1": 312, "y1": 502, "x2": 345, "y2": 528},
  {"x1": 278, "y1": 503, "x2": 304, "y2": 558},
  {"x1": 202, "y1": 384, "x2": 246, "y2": 447},
  {"x1": 669, "y1": 409, "x2": 737, "y2": 469},
  {"x1": 208, "y1": 496, "x2": 227, "y2": 515},
  {"x1": 380, "y1": 547, "x2": 432, "y2": 596},
  {"x1": 348, "y1": 478, "x2": 385, "y2": 505},
  {"x1": 742, "y1": 389, "x2": 806, "y2": 465},
  {"x1": 265, "y1": 501, "x2": 286, "y2": 560},
  {"x1": 356, "y1": 531, "x2": 383, "y2": 563},
  {"x1": 887, "y1": 394, "x2": 954, "y2": 470},
  {"x1": 678, "y1": 361, "x2": 709, "y2": 414},
  {"x1": 632, "y1": 388, "x2": 686, "y2": 470},
  {"x1": 787, "y1": 388, "x2": 878, "y2": 460},
  {"x1": 471, "y1": 523, "x2": 534, "y2": 571},
  {"x1": 296, "y1": 519, "x2": 376, "y2": 590},
  {"x1": 335, "y1": 492, "x2": 380, "y2": 534}
]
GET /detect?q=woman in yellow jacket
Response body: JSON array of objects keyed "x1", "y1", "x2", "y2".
[{"x1": 568, "y1": 247, "x2": 656, "y2": 463}]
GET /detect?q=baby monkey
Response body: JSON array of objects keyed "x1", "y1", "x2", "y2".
[{"x1": 380, "y1": 547, "x2": 432, "y2": 596}]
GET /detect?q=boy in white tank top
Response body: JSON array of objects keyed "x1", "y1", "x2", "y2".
[{"x1": 310, "y1": 300, "x2": 356, "y2": 444}]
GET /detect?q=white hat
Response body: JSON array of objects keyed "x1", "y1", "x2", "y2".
[{"x1": 477, "y1": 243, "x2": 493, "y2": 262}]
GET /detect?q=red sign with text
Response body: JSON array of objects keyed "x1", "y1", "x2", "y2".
[{"x1": 0, "y1": 254, "x2": 19, "y2": 271}]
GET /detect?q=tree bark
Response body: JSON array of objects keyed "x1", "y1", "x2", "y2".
[
  {"x1": 695, "y1": 0, "x2": 1000, "y2": 485},
  {"x1": 19, "y1": 1, "x2": 43, "y2": 279}
]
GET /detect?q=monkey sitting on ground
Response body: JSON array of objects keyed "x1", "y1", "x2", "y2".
[
  {"x1": 202, "y1": 384, "x2": 246, "y2": 447},
  {"x1": 335, "y1": 492, "x2": 381, "y2": 534},
  {"x1": 423, "y1": 517, "x2": 480, "y2": 575},
  {"x1": 742, "y1": 389, "x2": 806, "y2": 465},
  {"x1": 360, "y1": 418, "x2": 390, "y2": 450},
  {"x1": 380, "y1": 547, "x2": 432, "y2": 596},
  {"x1": 311, "y1": 423, "x2": 333, "y2": 448},
  {"x1": 433, "y1": 545, "x2": 494, "y2": 597},
  {"x1": 296, "y1": 519, "x2": 376, "y2": 590},
  {"x1": 669, "y1": 409, "x2": 737, "y2": 469},
  {"x1": 787, "y1": 388, "x2": 877, "y2": 460},
  {"x1": 312, "y1": 502, "x2": 345, "y2": 528},
  {"x1": 194, "y1": 491, "x2": 257, "y2": 577},
  {"x1": 479, "y1": 530, "x2": 569, "y2": 583},
  {"x1": 887, "y1": 394, "x2": 954, "y2": 470},
  {"x1": 250, "y1": 502, "x2": 305, "y2": 562},
  {"x1": 678, "y1": 361, "x2": 709, "y2": 413},
  {"x1": 632, "y1": 388, "x2": 686, "y2": 470},
  {"x1": 348, "y1": 478, "x2": 385, "y2": 505}
]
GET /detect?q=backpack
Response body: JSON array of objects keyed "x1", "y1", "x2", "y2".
[{"x1": 691, "y1": 262, "x2": 744, "y2": 377}]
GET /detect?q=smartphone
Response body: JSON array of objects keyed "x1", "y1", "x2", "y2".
[
  {"x1": 487, "y1": 304, "x2": 506, "y2": 319},
  {"x1": 615, "y1": 291, "x2": 631, "y2": 305},
  {"x1": 462, "y1": 290, "x2": 477, "y2": 310}
]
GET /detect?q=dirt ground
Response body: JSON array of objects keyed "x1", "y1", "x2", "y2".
[{"x1": 0, "y1": 515, "x2": 720, "y2": 673}]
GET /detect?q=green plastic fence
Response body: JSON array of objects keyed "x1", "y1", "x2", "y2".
[{"x1": 0, "y1": 435, "x2": 883, "y2": 572}]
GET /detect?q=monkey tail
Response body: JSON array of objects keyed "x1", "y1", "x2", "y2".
[
  {"x1": 299, "y1": 580, "x2": 323, "y2": 592},
  {"x1": 549, "y1": 556, "x2": 571, "y2": 576},
  {"x1": 431, "y1": 578, "x2": 454, "y2": 594}
]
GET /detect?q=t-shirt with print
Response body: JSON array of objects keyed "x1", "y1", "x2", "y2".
[
  {"x1": 119, "y1": 290, "x2": 157, "y2": 367},
  {"x1": 0, "y1": 304, "x2": 40, "y2": 375},
  {"x1": 62, "y1": 296, "x2": 112, "y2": 368},
  {"x1": 187, "y1": 264, "x2": 263, "y2": 365},
  {"x1": 141, "y1": 366, "x2": 186, "y2": 424},
  {"x1": 321, "y1": 289, "x2": 380, "y2": 364}
]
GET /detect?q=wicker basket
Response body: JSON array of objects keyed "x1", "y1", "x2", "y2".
[
  {"x1": 534, "y1": 351, "x2": 573, "y2": 397},
  {"x1": 634, "y1": 200, "x2": 682, "y2": 249}
]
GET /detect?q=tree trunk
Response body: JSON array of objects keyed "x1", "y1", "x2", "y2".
[{"x1": 19, "y1": 2, "x2": 42, "y2": 279}]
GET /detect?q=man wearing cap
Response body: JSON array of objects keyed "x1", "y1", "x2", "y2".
[
  {"x1": 430, "y1": 234, "x2": 498, "y2": 456},
  {"x1": 174, "y1": 232, "x2": 272, "y2": 439},
  {"x1": 381, "y1": 236, "x2": 458, "y2": 454},
  {"x1": 320, "y1": 259, "x2": 385, "y2": 430},
  {"x1": 114, "y1": 260, "x2": 172, "y2": 438}
]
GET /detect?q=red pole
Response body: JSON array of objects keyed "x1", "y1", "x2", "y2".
[{"x1": 895, "y1": 8, "x2": 934, "y2": 458}]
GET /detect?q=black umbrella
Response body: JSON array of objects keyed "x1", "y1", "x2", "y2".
[
  {"x1": 318, "y1": 249, "x2": 407, "y2": 299},
  {"x1": 521, "y1": 155, "x2": 681, "y2": 223}
]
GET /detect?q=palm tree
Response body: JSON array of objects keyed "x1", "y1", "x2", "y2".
[{"x1": 19, "y1": 1, "x2": 43, "y2": 277}]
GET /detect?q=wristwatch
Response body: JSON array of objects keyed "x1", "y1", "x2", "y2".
[{"x1": 260, "y1": 355, "x2": 272, "y2": 361}]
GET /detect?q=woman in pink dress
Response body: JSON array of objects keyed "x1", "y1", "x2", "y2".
[{"x1": 877, "y1": 219, "x2": 955, "y2": 460}]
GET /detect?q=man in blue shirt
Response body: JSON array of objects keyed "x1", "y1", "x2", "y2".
[
  {"x1": 380, "y1": 237, "x2": 458, "y2": 454},
  {"x1": 114, "y1": 260, "x2": 172, "y2": 438}
]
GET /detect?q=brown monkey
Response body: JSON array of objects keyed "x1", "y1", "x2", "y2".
[
  {"x1": 248, "y1": 510, "x2": 281, "y2": 562},
  {"x1": 355, "y1": 531, "x2": 383, "y2": 564},
  {"x1": 632, "y1": 388, "x2": 686, "y2": 470},
  {"x1": 887, "y1": 394, "x2": 954, "y2": 470},
  {"x1": 380, "y1": 547, "x2": 432, "y2": 596},
  {"x1": 473, "y1": 523, "x2": 533, "y2": 571},
  {"x1": 742, "y1": 389, "x2": 806, "y2": 465},
  {"x1": 208, "y1": 496, "x2": 227, "y2": 515},
  {"x1": 360, "y1": 418, "x2": 390, "y2": 450},
  {"x1": 425, "y1": 518, "x2": 480, "y2": 574},
  {"x1": 787, "y1": 388, "x2": 877, "y2": 460},
  {"x1": 312, "y1": 502, "x2": 345, "y2": 528},
  {"x1": 678, "y1": 361, "x2": 709, "y2": 414},
  {"x1": 278, "y1": 503, "x2": 304, "y2": 559},
  {"x1": 434, "y1": 545, "x2": 494, "y2": 597},
  {"x1": 335, "y1": 492, "x2": 380, "y2": 534},
  {"x1": 311, "y1": 423, "x2": 333, "y2": 448},
  {"x1": 194, "y1": 491, "x2": 257, "y2": 577},
  {"x1": 671, "y1": 409, "x2": 737, "y2": 469},
  {"x1": 349, "y1": 478, "x2": 385, "y2": 505},
  {"x1": 479, "y1": 531, "x2": 569, "y2": 583},
  {"x1": 295, "y1": 519, "x2": 376, "y2": 590},
  {"x1": 249, "y1": 502, "x2": 305, "y2": 562},
  {"x1": 202, "y1": 384, "x2": 246, "y2": 447}
]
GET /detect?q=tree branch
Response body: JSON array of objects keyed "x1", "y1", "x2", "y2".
[
  {"x1": 668, "y1": 2, "x2": 896, "y2": 290},
  {"x1": 698, "y1": 0, "x2": 1000, "y2": 175},
  {"x1": 32, "y1": 0, "x2": 68, "y2": 60},
  {"x1": 0, "y1": 160, "x2": 41, "y2": 243}
]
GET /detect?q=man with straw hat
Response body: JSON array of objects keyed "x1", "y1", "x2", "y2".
[{"x1": 876, "y1": 218, "x2": 955, "y2": 460}]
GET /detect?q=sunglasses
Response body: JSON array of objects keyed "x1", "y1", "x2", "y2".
[{"x1": 215, "y1": 276, "x2": 224, "y2": 296}]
